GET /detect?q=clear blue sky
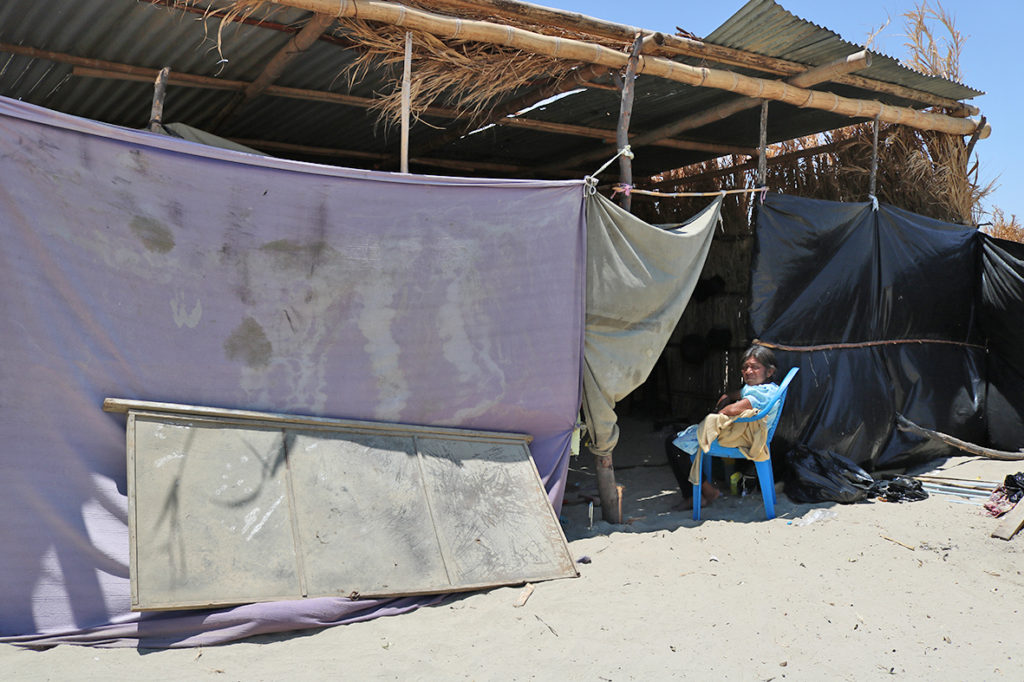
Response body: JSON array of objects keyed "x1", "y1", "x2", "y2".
[{"x1": 549, "y1": 1, "x2": 1020, "y2": 224}]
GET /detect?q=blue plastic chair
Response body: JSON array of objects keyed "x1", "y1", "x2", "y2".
[{"x1": 691, "y1": 367, "x2": 799, "y2": 521}]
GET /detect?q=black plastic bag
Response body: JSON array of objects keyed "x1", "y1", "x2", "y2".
[
  {"x1": 783, "y1": 444, "x2": 875, "y2": 504},
  {"x1": 1002, "y1": 472, "x2": 1024, "y2": 504},
  {"x1": 868, "y1": 475, "x2": 929, "y2": 503}
]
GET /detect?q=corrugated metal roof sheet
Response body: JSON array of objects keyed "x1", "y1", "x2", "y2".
[
  {"x1": 707, "y1": 0, "x2": 983, "y2": 100},
  {"x1": 0, "y1": 0, "x2": 986, "y2": 179}
]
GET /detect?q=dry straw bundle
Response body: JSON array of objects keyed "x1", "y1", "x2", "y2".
[
  {"x1": 335, "y1": 17, "x2": 580, "y2": 128},
  {"x1": 198, "y1": 1, "x2": 603, "y2": 128}
]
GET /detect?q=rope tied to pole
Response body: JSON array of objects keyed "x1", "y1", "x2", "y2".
[{"x1": 585, "y1": 144, "x2": 633, "y2": 184}]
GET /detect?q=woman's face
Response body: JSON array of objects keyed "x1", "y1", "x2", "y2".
[{"x1": 741, "y1": 357, "x2": 772, "y2": 386}]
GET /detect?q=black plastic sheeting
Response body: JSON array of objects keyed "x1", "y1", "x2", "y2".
[
  {"x1": 980, "y1": 237, "x2": 1024, "y2": 447},
  {"x1": 751, "y1": 193, "x2": 1024, "y2": 471}
]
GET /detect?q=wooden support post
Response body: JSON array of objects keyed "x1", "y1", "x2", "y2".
[
  {"x1": 869, "y1": 115, "x2": 879, "y2": 197},
  {"x1": 757, "y1": 100, "x2": 768, "y2": 186},
  {"x1": 401, "y1": 31, "x2": 412, "y2": 173},
  {"x1": 595, "y1": 453, "x2": 622, "y2": 524},
  {"x1": 896, "y1": 415, "x2": 1024, "y2": 461},
  {"x1": 616, "y1": 33, "x2": 643, "y2": 210},
  {"x1": 148, "y1": 66, "x2": 170, "y2": 132}
]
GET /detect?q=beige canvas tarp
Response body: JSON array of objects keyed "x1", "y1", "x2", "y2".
[{"x1": 582, "y1": 193, "x2": 722, "y2": 456}]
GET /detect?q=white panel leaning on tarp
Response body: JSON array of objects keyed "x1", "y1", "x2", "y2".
[
  {"x1": 104, "y1": 398, "x2": 578, "y2": 611},
  {"x1": 581, "y1": 193, "x2": 723, "y2": 457}
]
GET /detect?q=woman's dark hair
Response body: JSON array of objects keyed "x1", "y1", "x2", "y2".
[{"x1": 742, "y1": 345, "x2": 777, "y2": 375}]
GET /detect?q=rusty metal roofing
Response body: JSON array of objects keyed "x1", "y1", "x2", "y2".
[{"x1": 0, "y1": 0, "x2": 985, "y2": 180}]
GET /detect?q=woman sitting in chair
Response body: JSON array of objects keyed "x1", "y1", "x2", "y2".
[{"x1": 666, "y1": 345, "x2": 779, "y2": 508}]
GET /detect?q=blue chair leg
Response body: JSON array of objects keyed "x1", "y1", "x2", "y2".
[
  {"x1": 754, "y1": 459, "x2": 775, "y2": 519},
  {"x1": 691, "y1": 453, "x2": 701, "y2": 521}
]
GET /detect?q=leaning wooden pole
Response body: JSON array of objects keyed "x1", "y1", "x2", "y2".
[
  {"x1": 148, "y1": 66, "x2": 170, "y2": 132},
  {"x1": 897, "y1": 415, "x2": 1024, "y2": 461},
  {"x1": 271, "y1": 0, "x2": 987, "y2": 139},
  {"x1": 210, "y1": 12, "x2": 335, "y2": 131},
  {"x1": 616, "y1": 34, "x2": 643, "y2": 211}
]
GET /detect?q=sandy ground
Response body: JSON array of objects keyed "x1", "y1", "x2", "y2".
[{"x1": 4, "y1": 416, "x2": 1024, "y2": 681}]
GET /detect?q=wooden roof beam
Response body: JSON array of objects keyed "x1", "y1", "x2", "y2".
[
  {"x1": 209, "y1": 12, "x2": 337, "y2": 130},
  {"x1": 228, "y1": 137, "x2": 582, "y2": 176},
  {"x1": 264, "y1": 1, "x2": 986, "y2": 139},
  {"x1": 644, "y1": 136, "x2": 862, "y2": 191},
  {"x1": 416, "y1": 0, "x2": 979, "y2": 117},
  {"x1": 67, "y1": 62, "x2": 461, "y2": 118},
  {"x1": 495, "y1": 115, "x2": 757, "y2": 157},
  {"x1": 546, "y1": 50, "x2": 871, "y2": 172}
]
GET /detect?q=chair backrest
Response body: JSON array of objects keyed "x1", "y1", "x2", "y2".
[{"x1": 733, "y1": 366, "x2": 799, "y2": 444}]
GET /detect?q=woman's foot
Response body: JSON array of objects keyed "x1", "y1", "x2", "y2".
[
  {"x1": 700, "y1": 481, "x2": 721, "y2": 505},
  {"x1": 673, "y1": 482, "x2": 722, "y2": 510}
]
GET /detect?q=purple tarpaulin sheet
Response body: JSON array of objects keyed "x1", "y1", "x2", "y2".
[{"x1": 0, "y1": 97, "x2": 586, "y2": 645}]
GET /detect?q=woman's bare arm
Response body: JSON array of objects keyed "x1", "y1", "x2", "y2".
[
  {"x1": 714, "y1": 389, "x2": 743, "y2": 411},
  {"x1": 718, "y1": 398, "x2": 753, "y2": 416}
]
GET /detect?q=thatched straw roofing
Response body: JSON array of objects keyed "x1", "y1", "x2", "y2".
[{"x1": 0, "y1": 0, "x2": 986, "y2": 180}]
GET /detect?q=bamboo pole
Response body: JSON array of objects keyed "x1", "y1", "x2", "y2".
[
  {"x1": 400, "y1": 31, "x2": 412, "y2": 173},
  {"x1": 616, "y1": 33, "x2": 643, "y2": 211},
  {"x1": 148, "y1": 67, "x2": 170, "y2": 132},
  {"x1": 546, "y1": 50, "x2": 871, "y2": 173},
  {"x1": 270, "y1": 0, "x2": 985, "y2": 139},
  {"x1": 415, "y1": 0, "x2": 979, "y2": 117}
]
